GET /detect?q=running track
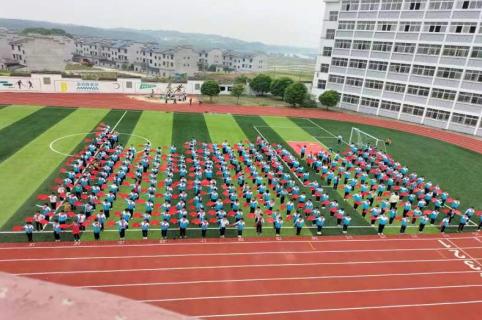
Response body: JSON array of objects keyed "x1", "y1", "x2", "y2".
[
  {"x1": 1, "y1": 92, "x2": 482, "y2": 154},
  {"x1": 0, "y1": 233, "x2": 481, "y2": 319}
]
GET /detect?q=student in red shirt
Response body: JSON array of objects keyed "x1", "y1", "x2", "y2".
[{"x1": 72, "y1": 222, "x2": 81, "y2": 243}]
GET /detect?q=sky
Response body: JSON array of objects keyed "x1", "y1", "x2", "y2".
[{"x1": 0, "y1": 0, "x2": 323, "y2": 48}]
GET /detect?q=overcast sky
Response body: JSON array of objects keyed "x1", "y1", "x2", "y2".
[{"x1": 0, "y1": 0, "x2": 323, "y2": 48}]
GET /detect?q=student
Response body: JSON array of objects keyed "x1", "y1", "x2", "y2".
[
  {"x1": 477, "y1": 214, "x2": 481, "y2": 232},
  {"x1": 92, "y1": 219, "x2": 102, "y2": 240},
  {"x1": 160, "y1": 219, "x2": 170, "y2": 240},
  {"x1": 458, "y1": 215, "x2": 468, "y2": 232},
  {"x1": 342, "y1": 214, "x2": 352, "y2": 234},
  {"x1": 300, "y1": 145, "x2": 306, "y2": 159},
  {"x1": 200, "y1": 220, "x2": 209, "y2": 239},
  {"x1": 389, "y1": 192, "x2": 399, "y2": 210},
  {"x1": 48, "y1": 192, "x2": 58, "y2": 210},
  {"x1": 117, "y1": 218, "x2": 128, "y2": 242},
  {"x1": 141, "y1": 219, "x2": 150, "y2": 240},
  {"x1": 234, "y1": 218, "x2": 245, "y2": 238},
  {"x1": 314, "y1": 214, "x2": 325, "y2": 235},
  {"x1": 294, "y1": 216, "x2": 305, "y2": 236},
  {"x1": 377, "y1": 214, "x2": 388, "y2": 235},
  {"x1": 337, "y1": 135, "x2": 343, "y2": 144},
  {"x1": 419, "y1": 215, "x2": 429, "y2": 233},
  {"x1": 274, "y1": 217, "x2": 283, "y2": 238},
  {"x1": 440, "y1": 217, "x2": 450, "y2": 233},
  {"x1": 255, "y1": 213, "x2": 264, "y2": 236},
  {"x1": 53, "y1": 220, "x2": 62, "y2": 242},
  {"x1": 219, "y1": 217, "x2": 229, "y2": 238},
  {"x1": 72, "y1": 222, "x2": 81, "y2": 243},
  {"x1": 400, "y1": 217, "x2": 408, "y2": 234},
  {"x1": 24, "y1": 221, "x2": 34, "y2": 242},
  {"x1": 179, "y1": 216, "x2": 189, "y2": 239},
  {"x1": 33, "y1": 211, "x2": 45, "y2": 231}
]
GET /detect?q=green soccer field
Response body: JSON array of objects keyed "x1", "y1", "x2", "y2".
[{"x1": 0, "y1": 104, "x2": 481, "y2": 242}]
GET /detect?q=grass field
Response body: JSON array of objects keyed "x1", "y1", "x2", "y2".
[{"x1": 0, "y1": 105, "x2": 481, "y2": 242}]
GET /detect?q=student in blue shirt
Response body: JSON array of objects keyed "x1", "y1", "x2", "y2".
[
  {"x1": 24, "y1": 221, "x2": 34, "y2": 242},
  {"x1": 200, "y1": 220, "x2": 209, "y2": 239},
  {"x1": 141, "y1": 219, "x2": 150, "y2": 240},
  {"x1": 440, "y1": 217, "x2": 449, "y2": 233},
  {"x1": 234, "y1": 218, "x2": 246, "y2": 238},
  {"x1": 418, "y1": 216, "x2": 429, "y2": 233},
  {"x1": 92, "y1": 219, "x2": 102, "y2": 241},
  {"x1": 53, "y1": 220, "x2": 62, "y2": 242},
  {"x1": 160, "y1": 219, "x2": 169, "y2": 240},
  {"x1": 388, "y1": 209, "x2": 397, "y2": 224},
  {"x1": 294, "y1": 217, "x2": 305, "y2": 236},
  {"x1": 274, "y1": 217, "x2": 283, "y2": 237},
  {"x1": 458, "y1": 215, "x2": 468, "y2": 232},
  {"x1": 377, "y1": 215, "x2": 388, "y2": 235},
  {"x1": 315, "y1": 215, "x2": 325, "y2": 235},
  {"x1": 342, "y1": 214, "x2": 352, "y2": 234},
  {"x1": 179, "y1": 217, "x2": 189, "y2": 239},
  {"x1": 400, "y1": 217, "x2": 408, "y2": 234}
]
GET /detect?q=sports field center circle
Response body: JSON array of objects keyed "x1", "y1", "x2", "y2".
[{"x1": 49, "y1": 132, "x2": 151, "y2": 156}]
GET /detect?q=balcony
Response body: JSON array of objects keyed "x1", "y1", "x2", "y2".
[
  {"x1": 400, "y1": 10, "x2": 424, "y2": 19},
  {"x1": 446, "y1": 34, "x2": 474, "y2": 43},
  {"x1": 433, "y1": 78, "x2": 460, "y2": 89},
  {"x1": 425, "y1": 10, "x2": 451, "y2": 19},
  {"x1": 419, "y1": 33, "x2": 445, "y2": 42},
  {"x1": 438, "y1": 57, "x2": 467, "y2": 67},
  {"x1": 413, "y1": 55, "x2": 439, "y2": 65}
]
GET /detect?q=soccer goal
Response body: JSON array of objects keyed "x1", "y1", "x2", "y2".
[{"x1": 349, "y1": 127, "x2": 387, "y2": 152}]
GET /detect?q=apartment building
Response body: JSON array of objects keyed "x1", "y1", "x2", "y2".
[
  {"x1": 223, "y1": 50, "x2": 267, "y2": 72},
  {"x1": 312, "y1": 0, "x2": 482, "y2": 136}
]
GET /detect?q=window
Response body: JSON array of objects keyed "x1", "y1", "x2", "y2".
[
  {"x1": 436, "y1": 67, "x2": 463, "y2": 79},
  {"x1": 317, "y1": 80, "x2": 327, "y2": 89},
  {"x1": 353, "y1": 40, "x2": 371, "y2": 50},
  {"x1": 341, "y1": 0, "x2": 359, "y2": 11},
  {"x1": 450, "y1": 22, "x2": 477, "y2": 34},
  {"x1": 378, "y1": 21, "x2": 397, "y2": 31},
  {"x1": 360, "y1": 97, "x2": 380, "y2": 108},
  {"x1": 380, "y1": 100, "x2": 401, "y2": 112},
  {"x1": 339, "y1": 21, "x2": 356, "y2": 30},
  {"x1": 442, "y1": 45, "x2": 470, "y2": 57},
  {"x1": 349, "y1": 59, "x2": 367, "y2": 69},
  {"x1": 372, "y1": 41, "x2": 393, "y2": 52},
  {"x1": 329, "y1": 11, "x2": 339, "y2": 21},
  {"x1": 425, "y1": 108, "x2": 450, "y2": 121},
  {"x1": 464, "y1": 70, "x2": 482, "y2": 82},
  {"x1": 381, "y1": 0, "x2": 403, "y2": 10},
  {"x1": 400, "y1": 22, "x2": 422, "y2": 32},
  {"x1": 342, "y1": 94, "x2": 360, "y2": 104},
  {"x1": 332, "y1": 58, "x2": 349, "y2": 67},
  {"x1": 360, "y1": 0, "x2": 380, "y2": 10},
  {"x1": 385, "y1": 82, "x2": 406, "y2": 93},
  {"x1": 320, "y1": 64, "x2": 330, "y2": 73},
  {"x1": 431, "y1": 88, "x2": 457, "y2": 100},
  {"x1": 458, "y1": 92, "x2": 482, "y2": 105},
  {"x1": 461, "y1": 1, "x2": 482, "y2": 9},
  {"x1": 334, "y1": 40, "x2": 352, "y2": 49},
  {"x1": 451, "y1": 113, "x2": 479, "y2": 126},
  {"x1": 346, "y1": 77, "x2": 364, "y2": 87},
  {"x1": 394, "y1": 43, "x2": 416, "y2": 54},
  {"x1": 412, "y1": 65, "x2": 435, "y2": 76},
  {"x1": 325, "y1": 30, "x2": 335, "y2": 40},
  {"x1": 424, "y1": 22, "x2": 447, "y2": 33},
  {"x1": 471, "y1": 47, "x2": 482, "y2": 58},
  {"x1": 417, "y1": 44, "x2": 441, "y2": 55},
  {"x1": 389, "y1": 63, "x2": 411, "y2": 73},
  {"x1": 407, "y1": 85, "x2": 430, "y2": 96},
  {"x1": 407, "y1": 1, "x2": 424, "y2": 10},
  {"x1": 322, "y1": 47, "x2": 332, "y2": 57},
  {"x1": 356, "y1": 21, "x2": 376, "y2": 31},
  {"x1": 328, "y1": 75, "x2": 345, "y2": 84},
  {"x1": 429, "y1": 0, "x2": 454, "y2": 9},
  {"x1": 368, "y1": 61, "x2": 388, "y2": 71},
  {"x1": 365, "y1": 79, "x2": 384, "y2": 89},
  {"x1": 402, "y1": 104, "x2": 425, "y2": 116}
]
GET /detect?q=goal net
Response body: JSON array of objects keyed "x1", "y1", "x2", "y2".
[{"x1": 349, "y1": 127, "x2": 387, "y2": 153}]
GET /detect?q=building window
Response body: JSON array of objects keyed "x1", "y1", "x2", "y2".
[
  {"x1": 322, "y1": 47, "x2": 332, "y2": 57},
  {"x1": 356, "y1": 21, "x2": 376, "y2": 31},
  {"x1": 436, "y1": 67, "x2": 463, "y2": 79},
  {"x1": 364, "y1": 79, "x2": 384, "y2": 90},
  {"x1": 326, "y1": 29, "x2": 336, "y2": 39},
  {"x1": 407, "y1": 1, "x2": 424, "y2": 10},
  {"x1": 353, "y1": 40, "x2": 371, "y2": 50},
  {"x1": 317, "y1": 80, "x2": 327, "y2": 89},
  {"x1": 342, "y1": 94, "x2": 360, "y2": 104},
  {"x1": 431, "y1": 88, "x2": 457, "y2": 100},
  {"x1": 328, "y1": 75, "x2": 345, "y2": 84},
  {"x1": 334, "y1": 40, "x2": 352, "y2": 49},
  {"x1": 368, "y1": 61, "x2": 388, "y2": 71},
  {"x1": 360, "y1": 97, "x2": 380, "y2": 108},
  {"x1": 360, "y1": 0, "x2": 380, "y2": 10},
  {"x1": 385, "y1": 82, "x2": 406, "y2": 93},
  {"x1": 424, "y1": 22, "x2": 447, "y2": 33},
  {"x1": 372, "y1": 41, "x2": 393, "y2": 52},
  {"x1": 389, "y1": 63, "x2": 411, "y2": 73},
  {"x1": 461, "y1": 1, "x2": 482, "y2": 9},
  {"x1": 402, "y1": 104, "x2": 425, "y2": 116},
  {"x1": 464, "y1": 70, "x2": 482, "y2": 82},
  {"x1": 407, "y1": 85, "x2": 430, "y2": 96},
  {"x1": 458, "y1": 92, "x2": 482, "y2": 105},
  {"x1": 394, "y1": 43, "x2": 416, "y2": 54},
  {"x1": 425, "y1": 108, "x2": 450, "y2": 121},
  {"x1": 329, "y1": 11, "x2": 339, "y2": 21},
  {"x1": 450, "y1": 22, "x2": 477, "y2": 33},
  {"x1": 400, "y1": 22, "x2": 422, "y2": 32},
  {"x1": 346, "y1": 77, "x2": 364, "y2": 87},
  {"x1": 417, "y1": 44, "x2": 441, "y2": 55},
  {"x1": 42, "y1": 77, "x2": 51, "y2": 85},
  {"x1": 429, "y1": 0, "x2": 454, "y2": 9},
  {"x1": 381, "y1": 0, "x2": 403, "y2": 10},
  {"x1": 377, "y1": 21, "x2": 397, "y2": 31},
  {"x1": 339, "y1": 21, "x2": 356, "y2": 30},
  {"x1": 380, "y1": 100, "x2": 401, "y2": 112},
  {"x1": 341, "y1": 0, "x2": 359, "y2": 11},
  {"x1": 349, "y1": 59, "x2": 367, "y2": 69},
  {"x1": 320, "y1": 64, "x2": 330, "y2": 73},
  {"x1": 126, "y1": 81, "x2": 132, "y2": 89},
  {"x1": 332, "y1": 58, "x2": 349, "y2": 67},
  {"x1": 442, "y1": 45, "x2": 470, "y2": 57},
  {"x1": 451, "y1": 113, "x2": 479, "y2": 126},
  {"x1": 412, "y1": 65, "x2": 436, "y2": 76},
  {"x1": 471, "y1": 47, "x2": 482, "y2": 58}
]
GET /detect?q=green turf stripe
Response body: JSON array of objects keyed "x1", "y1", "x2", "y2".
[
  {"x1": 0, "y1": 108, "x2": 109, "y2": 229},
  {"x1": 204, "y1": 113, "x2": 247, "y2": 144},
  {"x1": 262, "y1": 116, "x2": 319, "y2": 143},
  {"x1": 0, "y1": 105, "x2": 43, "y2": 131},
  {"x1": 126, "y1": 111, "x2": 173, "y2": 147},
  {"x1": 172, "y1": 112, "x2": 211, "y2": 149},
  {"x1": 0, "y1": 107, "x2": 74, "y2": 163}
]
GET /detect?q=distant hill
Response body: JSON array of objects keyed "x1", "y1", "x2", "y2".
[{"x1": 0, "y1": 18, "x2": 317, "y2": 56}]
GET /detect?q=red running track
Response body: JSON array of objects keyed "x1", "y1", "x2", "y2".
[
  {"x1": 0, "y1": 233, "x2": 481, "y2": 319},
  {"x1": 1, "y1": 92, "x2": 482, "y2": 154}
]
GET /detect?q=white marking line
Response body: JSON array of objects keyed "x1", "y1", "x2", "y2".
[
  {"x1": 81, "y1": 270, "x2": 481, "y2": 289},
  {"x1": 306, "y1": 118, "x2": 350, "y2": 146},
  {"x1": 143, "y1": 284, "x2": 482, "y2": 303},
  {"x1": 198, "y1": 300, "x2": 482, "y2": 318},
  {"x1": 446, "y1": 238, "x2": 482, "y2": 269},
  {"x1": 0, "y1": 235, "x2": 479, "y2": 250},
  {"x1": 21, "y1": 258, "x2": 481, "y2": 276},
  {"x1": 2, "y1": 247, "x2": 481, "y2": 263}
]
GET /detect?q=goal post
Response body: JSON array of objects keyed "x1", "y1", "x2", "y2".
[{"x1": 349, "y1": 127, "x2": 387, "y2": 153}]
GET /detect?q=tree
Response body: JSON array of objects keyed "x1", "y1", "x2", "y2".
[
  {"x1": 284, "y1": 82, "x2": 308, "y2": 107},
  {"x1": 208, "y1": 64, "x2": 217, "y2": 72},
  {"x1": 231, "y1": 83, "x2": 245, "y2": 104},
  {"x1": 270, "y1": 77, "x2": 294, "y2": 99},
  {"x1": 234, "y1": 75, "x2": 250, "y2": 85},
  {"x1": 201, "y1": 80, "x2": 221, "y2": 102},
  {"x1": 318, "y1": 90, "x2": 340, "y2": 110},
  {"x1": 249, "y1": 74, "x2": 272, "y2": 96}
]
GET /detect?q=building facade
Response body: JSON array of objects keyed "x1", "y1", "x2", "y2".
[{"x1": 312, "y1": 0, "x2": 482, "y2": 136}]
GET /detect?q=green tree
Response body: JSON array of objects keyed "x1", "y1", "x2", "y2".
[
  {"x1": 234, "y1": 75, "x2": 250, "y2": 84},
  {"x1": 201, "y1": 80, "x2": 221, "y2": 102},
  {"x1": 270, "y1": 77, "x2": 294, "y2": 99},
  {"x1": 208, "y1": 65, "x2": 217, "y2": 72},
  {"x1": 284, "y1": 82, "x2": 308, "y2": 107},
  {"x1": 249, "y1": 74, "x2": 272, "y2": 96},
  {"x1": 318, "y1": 90, "x2": 340, "y2": 110},
  {"x1": 231, "y1": 83, "x2": 245, "y2": 104}
]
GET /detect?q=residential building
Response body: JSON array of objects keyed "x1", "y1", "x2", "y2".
[
  {"x1": 312, "y1": 0, "x2": 482, "y2": 136},
  {"x1": 223, "y1": 50, "x2": 267, "y2": 72}
]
